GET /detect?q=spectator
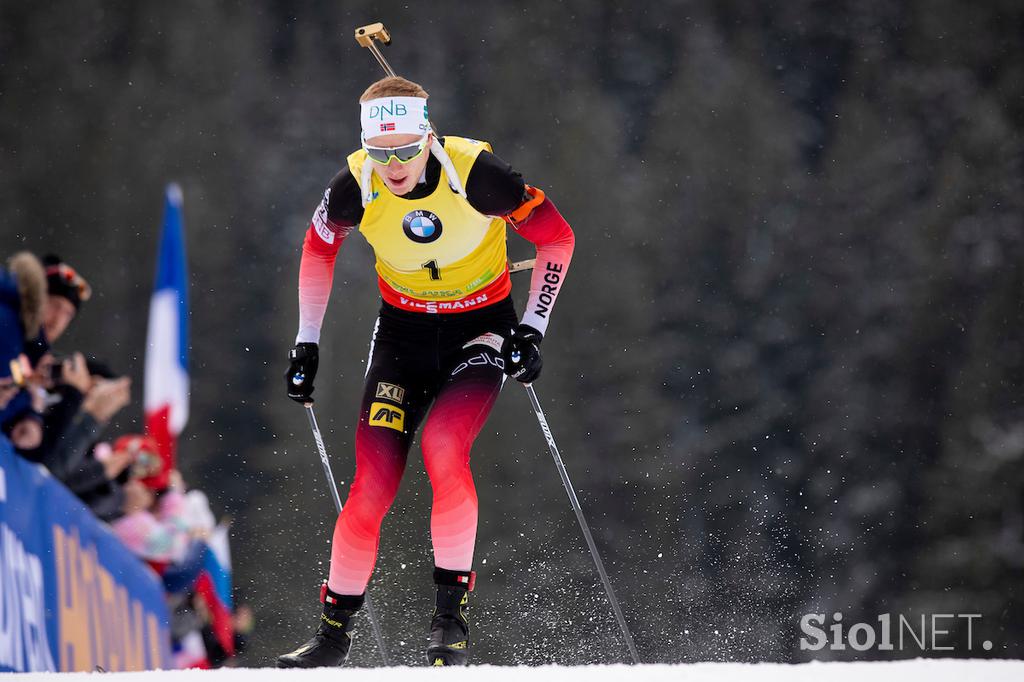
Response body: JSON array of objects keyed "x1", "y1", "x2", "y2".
[
  {"x1": 23, "y1": 353, "x2": 132, "y2": 479},
  {"x1": 112, "y1": 439, "x2": 197, "y2": 564},
  {"x1": 25, "y1": 352, "x2": 94, "y2": 475},
  {"x1": 200, "y1": 602, "x2": 253, "y2": 668},
  {"x1": 41, "y1": 254, "x2": 90, "y2": 344},
  {"x1": 59, "y1": 384, "x2": 136, "y2": 523},
  {"x1": 18, "y1": 254, "x2": 93, "y2": 463},
  {"x1": 55, "y1": 370, "x2": 132, "y2": 467},
  {"x1": 0, "y1": 252, "x2": 46, "y2": 449}
]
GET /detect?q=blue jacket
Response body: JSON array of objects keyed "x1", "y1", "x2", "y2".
[{"x1": 0, "y1": 267, "x2": 32, "y2": 429}]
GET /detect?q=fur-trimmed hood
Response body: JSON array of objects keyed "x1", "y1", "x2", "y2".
[{"x1": 6, "y1": 251, "x2": 46, "y2": 339}]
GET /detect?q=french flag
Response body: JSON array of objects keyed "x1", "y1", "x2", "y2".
[{"x1": 144, "y1": 183, "x2": 189, "y2": 488}]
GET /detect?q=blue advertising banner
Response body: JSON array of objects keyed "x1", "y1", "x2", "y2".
[{"x1": 0, "y1": 437, "x2": 172, "y2": 672}]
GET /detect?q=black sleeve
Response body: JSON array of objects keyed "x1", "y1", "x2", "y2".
[
  {"x1": 38, "y1": 386, "x2": 85, "y2": 458},
  {"x1": 325, "y1": 168, "x2": 365, "y2": 228},
  {"x1": 62, "y1": 456, "x2": 109, "y2": 495},
  {"x1": 47, "y1": 412, "x2": 104, "y2": 483},
  {"x1": 465, "y1": 150, "x2": 527, "y2": 217}
]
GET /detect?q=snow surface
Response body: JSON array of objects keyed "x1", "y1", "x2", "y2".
[{"x1": 7, "y1": 660, "x2": 1023, "y2": 681}]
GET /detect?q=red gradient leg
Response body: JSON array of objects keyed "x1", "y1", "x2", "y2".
[
  {"x1": 328, "y1": 356, "x2": 427, "y2": 595},
  {"x1": 327, "y1": 419, "x2": 408, "y2": 594},
  {"x1": 421, "y1": 357, "x2": 505, "y2": 572}
]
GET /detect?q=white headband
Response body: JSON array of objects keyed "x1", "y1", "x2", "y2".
[{"x1": 360, "y1": 96, "x2": 430, "y2": 140}]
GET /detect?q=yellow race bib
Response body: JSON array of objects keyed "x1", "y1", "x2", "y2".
[{"x1": 348, "y1": 137, "x2": 508, "y2": 302}]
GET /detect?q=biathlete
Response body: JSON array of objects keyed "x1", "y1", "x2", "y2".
[{"x1": 277, "y1": 76, "x2": 574, "y2": 667}]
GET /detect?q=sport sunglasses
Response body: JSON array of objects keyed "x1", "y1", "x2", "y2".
[{"x1": 363, "y1": 133, "x2": 429, "y2": 164}]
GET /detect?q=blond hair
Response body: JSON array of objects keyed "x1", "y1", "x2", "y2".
[
  {"x1": 359, "y1": 76, "x2": 429, "y2": 102},
  {"x1": 7, "y1": 252, "x2": 46, "y2": 337}
]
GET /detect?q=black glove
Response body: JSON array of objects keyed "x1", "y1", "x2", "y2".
[
  {"x1": 501, "y1": 324, "x2": 543, "y2": 383},
  {"x1": 285, "y1": 342, "x2": 319, "y2": 403}
]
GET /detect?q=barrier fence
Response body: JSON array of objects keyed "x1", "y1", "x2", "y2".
[{"x1": 0, "y1": 437, "x2": 172, "y2": 672}]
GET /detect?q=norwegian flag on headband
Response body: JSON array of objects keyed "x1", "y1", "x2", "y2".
[
  {"x1": 144, "y1": 183, "x2": 190, "y2": 488},
  {"x1": 379, "y1": 122, "x2": 396, "y2": 132}
]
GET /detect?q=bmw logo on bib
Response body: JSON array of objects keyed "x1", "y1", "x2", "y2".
[{"x1": 402, "y1": 210, "x2": 443, "y2": 244}]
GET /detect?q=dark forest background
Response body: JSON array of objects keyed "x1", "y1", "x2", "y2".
[{"x1": 2, "y1": 0, "x2": 1023, "y2": 666}]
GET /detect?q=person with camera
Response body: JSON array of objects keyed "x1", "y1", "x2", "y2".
[
  {"x1": 25, "y1": 254, "x2": 95, "y2": 462},
  {"x1": 2, "y1": 252, "x2": 96, "y2": 455},
  {"x1": 27, "y1": 353, "x2": 132, "y2": 479}
]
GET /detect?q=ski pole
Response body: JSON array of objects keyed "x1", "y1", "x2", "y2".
[
  {"x1": 304, "y1": 403, "x2": 390, "y2": 667},
  {"x1": 354, "y1": 23, "x2": 397, "y2": 77},
  {"x1": 523, "y1": 385, "x2": 642, "y2": 664}
]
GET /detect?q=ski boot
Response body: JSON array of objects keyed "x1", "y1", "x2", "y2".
[
  {"x1": 276, "y1": 582, "x2": 363, "y2": 668},
  {"x1": 426, "y1": 567, "x2": 475, "y2": 666}
]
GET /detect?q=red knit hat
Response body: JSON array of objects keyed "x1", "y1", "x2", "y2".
[{"x1": 113, "y1": 434, "x2": 168, "y2": 490}]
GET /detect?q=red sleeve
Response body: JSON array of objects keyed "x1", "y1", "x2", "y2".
[
  {"x1": 295, "y1": 187, "x2": 353, "y2": 344},
  {"x1": 506, "y1": 190, "x2": 575, "y2": 336}
]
